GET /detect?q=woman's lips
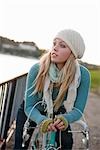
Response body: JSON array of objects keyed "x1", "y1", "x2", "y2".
[{"x1": 51, "y1": 52, "x2": 58, "y2": 57}]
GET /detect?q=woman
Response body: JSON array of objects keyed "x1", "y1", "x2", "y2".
[{"x1": 24, "y1": 29, "x2": 90, "y2": 150}]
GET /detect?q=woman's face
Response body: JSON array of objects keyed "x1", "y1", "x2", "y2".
[{"x1": 51, "y1": 38, "x2": 71, "y2": 69}]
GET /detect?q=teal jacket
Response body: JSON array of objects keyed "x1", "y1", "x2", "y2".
[{"x1": 25, "y1": 63, "x2": 90, "y2": 125}]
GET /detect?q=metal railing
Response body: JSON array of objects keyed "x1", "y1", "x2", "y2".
[{"x1": 0, "y1": 73, "x2": 27, "y2": 149}]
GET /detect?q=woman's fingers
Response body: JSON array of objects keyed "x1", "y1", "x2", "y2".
[
  {"x1": 47, "y1": 118, "x2": 65, "y2": 132},
  {"x1": 47, "y1": 123, "x2": 57, "y2": 132},
  {"x1": 56, "y1": 121, "x2": 63, "y2": 127},
  {"x1": 57, "y1": 125, "x2": 65, "y2": 130},
  {"x1": 54, "y1": 119, "x2": 65, "y2": 130},
  {"x1": 53, "y1": 118, "x2": 61, "y2": 126}
]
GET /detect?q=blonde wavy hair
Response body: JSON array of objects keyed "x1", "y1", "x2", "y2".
[{"x1": 33, "y1": 51, "x2": 76, "y2": 111}]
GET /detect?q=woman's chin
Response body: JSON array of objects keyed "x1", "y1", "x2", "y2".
[{"x1": 51, "y1": 59, "x2": 57, "y2": 63}]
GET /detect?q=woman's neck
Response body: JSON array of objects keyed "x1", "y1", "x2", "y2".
[{"x1": 56, "y1": 63, "x2": 64, "y2": 70}]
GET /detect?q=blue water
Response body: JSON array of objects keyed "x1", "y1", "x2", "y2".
[{"x1": 0, "y1": 54, "x2": 38, "y2": 83}]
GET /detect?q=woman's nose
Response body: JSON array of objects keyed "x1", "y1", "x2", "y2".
[
  {"x1": 54, "y1": 47, "x2": 57, "y2": 51},
  {"x1": 54, "y1": 45, "x2": 58, "y2": 51}
]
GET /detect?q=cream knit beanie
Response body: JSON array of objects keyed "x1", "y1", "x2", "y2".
[{"x1": 55, "y1": 29, "x2": 85, "y2": 59}]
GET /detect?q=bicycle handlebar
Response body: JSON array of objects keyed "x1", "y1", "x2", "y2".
[{"x1": 75, "y1": 120, "x2": 89, "y2": 131}]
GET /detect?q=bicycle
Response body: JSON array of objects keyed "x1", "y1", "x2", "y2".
[{"x1": 22, "y1": 101, "x2": 89, "y2": 150}]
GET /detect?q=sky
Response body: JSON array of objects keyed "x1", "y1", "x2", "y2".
[{"x1": 0, "y1": 0, "x2": 100, "y2": 65}]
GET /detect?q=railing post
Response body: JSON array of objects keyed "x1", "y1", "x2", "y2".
[
  {"x1": 0, "y1": 80, "x2": 16, "y2": 149},
  {"x1": 0, "y1": 73, "x2": 27, "y2": 149}
]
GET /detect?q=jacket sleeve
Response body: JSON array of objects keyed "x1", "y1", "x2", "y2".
[
  {"x1": 63, "y1": 66, "x2": 91, "y2": 123},
  {"x1": 24, "y1": 63, "x2": 47, "y2": 124}
]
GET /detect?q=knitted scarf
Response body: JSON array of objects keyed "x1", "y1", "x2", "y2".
[{"x1": 43, "y1": 60, "x2": 81, "y2": 117}]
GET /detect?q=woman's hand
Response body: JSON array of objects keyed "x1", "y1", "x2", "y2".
[
  {"x1": 47, "y1": 122, "x2": 57, "y2": 132},
  {"x1": 40, "y1": 119, "x2": 53, "y2": 133},
  {"x1": 40, "y1": 116, "x2": 68, "y2": 133},
  {"x1": 53, "y1": 115, "x2": 68, "y2": 131},
  {"x1": 47, "y1": 117, "x2": 67, "y2": 131},
  {"x1": 53, "y1": 118, "x2": 66, "y2": 130}
]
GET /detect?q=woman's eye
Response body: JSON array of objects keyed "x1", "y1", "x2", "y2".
[
  {"x1": 53, "y1": 42, "x2": 56, "y2": 46},
  {"x1": 60, "y1": 44, "x2": 66, "y2": 48}
]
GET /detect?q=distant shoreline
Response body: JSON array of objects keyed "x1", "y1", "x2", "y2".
[{"x1": 0, "y1": 50, "x2": 100, "y2": 69}]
